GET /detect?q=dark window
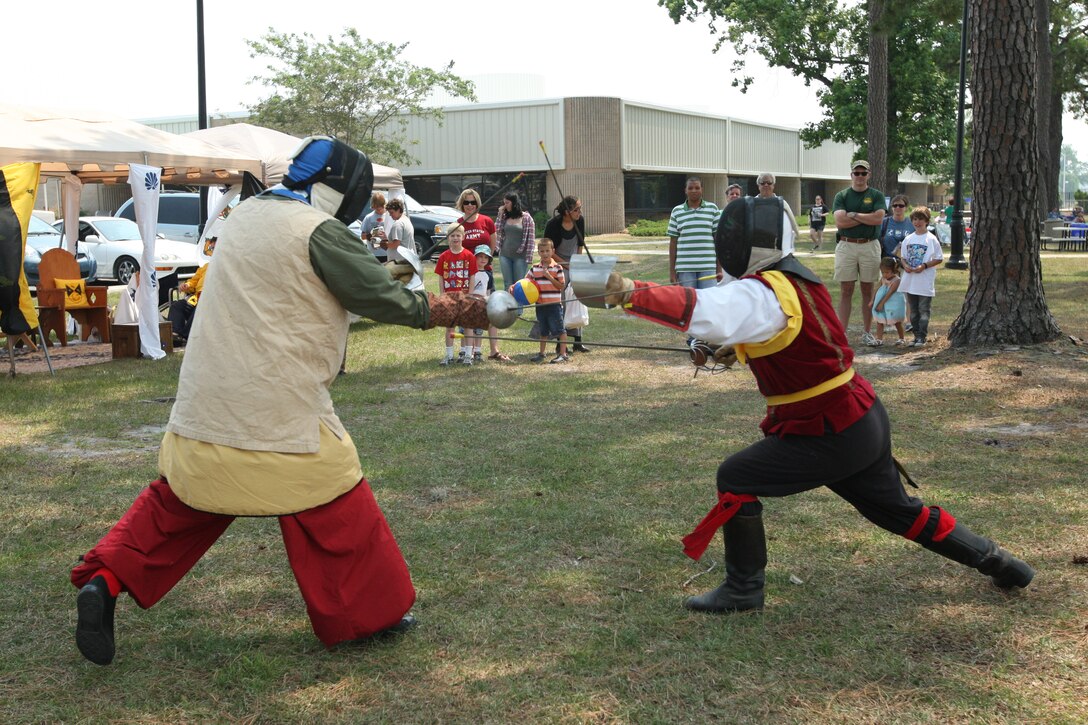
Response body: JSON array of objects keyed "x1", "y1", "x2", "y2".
[
  {"x1": 404, "y1": 173, "x2": 548, "y2": 216},
  {"x1": 159, "y1": 196, "x2": 198, "y2": 225},
  {"x1": 117, "y1": 203, "x2": 136, "y2": 221},
  {"x1": 800, "y1": 180, "x2": 830, "y2": 214},
  {"x1": 623, "y1": 173, "x2": 687, "y2": 215}
]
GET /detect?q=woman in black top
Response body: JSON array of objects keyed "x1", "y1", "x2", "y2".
[{"x1": 543, "y1": 196, "x2": 589, "y2": 353}]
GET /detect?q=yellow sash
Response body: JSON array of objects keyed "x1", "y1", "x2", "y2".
[
  {"x1": 764, "y1": 367, "x2": 856, "y2": 406},
  {"x1": 733, "y1": 271, "x2": 802, "y2": 364}
]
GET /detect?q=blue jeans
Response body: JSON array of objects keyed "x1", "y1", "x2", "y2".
[
  {"x1": 677, "y1": 270, "x2": 718, "y2": 289},
  {"x1": 500, "y1": 255, "x2": 529, "y2": 291}
]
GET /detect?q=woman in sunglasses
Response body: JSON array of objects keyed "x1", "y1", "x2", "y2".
[
  {"x1": 880, "y1": 194, "x2": 915, "y2": 331},
  {"x1": 455, "y1": 188, "x2": 509, "y2": 361}
]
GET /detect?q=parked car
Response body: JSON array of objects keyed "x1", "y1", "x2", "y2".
[
  {"x1": 52, "y1": 217, "x2": 205, "y2": 287},
  {"x1": 115, "y1": 191, "x2": 201, "y2": 243},
  {"x1": 349, "y1": 192, "x2": 462, "y2": 260},
  {"x1": 24, "y1": 215, "x2": 98, "y2": 287}
]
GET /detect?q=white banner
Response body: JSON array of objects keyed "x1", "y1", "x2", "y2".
[
  {"x1": 127, "y1": 164, "x2": 165, "y2": 359},
  {"x1": 62, "y1": 174, "x2": 82, "y2": 254}
]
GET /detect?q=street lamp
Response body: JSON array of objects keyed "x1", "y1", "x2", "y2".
[{"x1": 947, "y1": 0, "x2": 969, "y2": 270}]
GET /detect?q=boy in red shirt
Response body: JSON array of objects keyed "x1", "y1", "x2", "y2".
[{"x1": 434, "y1": 224, "x2": 477, "y2": 366}]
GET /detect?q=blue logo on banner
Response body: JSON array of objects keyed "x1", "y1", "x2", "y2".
[{"x1": 144, "y1": 170, "x2": 159, "y2": 191}]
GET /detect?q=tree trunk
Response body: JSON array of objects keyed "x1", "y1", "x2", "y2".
[
  {"x1": 867, "y1": 0, "x2": 890, "y2": 194},
  {"x1": 1035, "y1": 0, "x2": 1053, "y2": 218},
  {"x1": 1047, "y1": 86, "x2": 1064, "y2": 209},
  {"x1": 949, "y1": 0, "x2": 1061, "y2": 346}
]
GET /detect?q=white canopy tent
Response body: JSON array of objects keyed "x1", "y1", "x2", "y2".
[
  {"x1": 0, "y1": 103, "x2": 264, "y2": 356},
  {"x1": 184, "y1": 123, "x2": 403, "y2": 188}
]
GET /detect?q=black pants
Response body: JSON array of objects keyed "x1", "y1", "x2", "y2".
[
  {"x1": 717, "y1": 398, "x2": 926, "y2": 537},
  {"x1": 168, "y1": 301, "x2": 196, "y2": 341}
]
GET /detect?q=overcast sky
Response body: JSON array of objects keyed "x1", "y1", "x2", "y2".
[{"x1": 10, "y1": 0, "x2": 1088, "y2": 164}]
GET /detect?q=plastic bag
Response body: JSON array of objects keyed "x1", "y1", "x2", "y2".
[{"x1": 563, "y1": 285, "x2": 589, "y2": 329}]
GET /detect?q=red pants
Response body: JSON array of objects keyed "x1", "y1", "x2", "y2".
[{"x1": 71, "y1": 478, "x2": 415, "y2": 647}]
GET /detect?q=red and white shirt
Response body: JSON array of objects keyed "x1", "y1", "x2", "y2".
[
  {"x1": 435, "y1": 248, "x2": 478, "y2": 293},
  {"x1": 526, "y1": 262, "x2": 565, "y2": 305}
]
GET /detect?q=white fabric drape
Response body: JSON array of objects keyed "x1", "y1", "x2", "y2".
[
  {"x1": 197, "y1": 185, "x2": 238, "y2": 261},
  {"x1": 62, "y1": 174, "x2": 82, "y2": 254},
  {"x1": 127, "y1": 163, "x2": 165, "y2": 359}
]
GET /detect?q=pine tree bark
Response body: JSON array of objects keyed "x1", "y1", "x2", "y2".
[
  {"x1": 867, "y1": 0, "x2": 890, "y2": 194},
  {"x1": 949, "y1": 0, "x2": 1061, "y2": 346},
  {"x1": 1035, "y1": 0, "x2": 1053, "y2": 218}
]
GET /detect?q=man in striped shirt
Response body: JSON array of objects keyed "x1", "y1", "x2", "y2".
[{"x1": 668, "y1": 177, "x2": 722, "y2": 289}]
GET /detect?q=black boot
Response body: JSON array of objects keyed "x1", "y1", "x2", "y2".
[
  {"x1": 684, "y1": 514, "x2": 767, "y2": 613},
  {"x1": 76, "y1": 575, "x2": 117, "y2": 665},
  {"x1": 923, "y1": 524, "x2": 1034, "y2": 589}
]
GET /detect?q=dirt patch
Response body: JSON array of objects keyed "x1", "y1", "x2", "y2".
[{"x1": 4, "y1": 341, "x2": 116, "y2": 376}]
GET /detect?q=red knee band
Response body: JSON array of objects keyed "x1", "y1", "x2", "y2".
[
  {"x1": 903, "y1": 506, "x2": 930, "y2": 541},
  {"x1": 681, "y1": 492, "x2": 759, "y2": 560},
  {"x1": 903, "y1": 505, "x2": 957, "y2": 542},
  {"x1": 931, "y1": 506, "x2": 957, "y2": 542}
]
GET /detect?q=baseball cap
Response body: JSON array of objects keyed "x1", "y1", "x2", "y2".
[
  {"x1": 474, "y1": 245, "x2": 493, "y2": 258},
  {"x1": 851, "y1": 160, "x2": 871, "y2": 171}
]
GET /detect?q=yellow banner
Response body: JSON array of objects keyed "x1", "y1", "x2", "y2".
[{"x1": 0, "y1": 162, "x2": 41, "y2": 333}]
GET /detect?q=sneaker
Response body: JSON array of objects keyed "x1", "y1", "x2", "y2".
[
  {"x1": 461, "y1": 357, "x2": 474, "y2": 366},
  {"x1": 439, "y1": 358, "x2": 452, "y2": 367},
  {"x1": 529, "y1": 353, "x2": 546, "y2": 363},
  {"x1": 911, "y1": 339, "x2": 926, "y2": 348},
  {"x1": 572, "y1": 344, "x2": 591, "y2": 353},
  {"x1": 894, "y1": 339, "x2": 907, "y2": 347},
  {"x1": 473, "y1": 351, "x2": 484, "y2": 362},
  {"x1": 549, "y1": 354, "x2": 570, "y2": 364},
  {"x1": 76, "y1": 575, "x2": 117, "y2": 665},
  {"x1": 861, "y1": 331, "x2": 877, "y2": 346},
  {"x1": 456, "y1": 350, "x2": 466, "y2": 362},
  {"x1": 904, "y1": 323, "x2": 913, "y2": 332},
  {"x1": 867, "y1": 339, "x2": 884, "y2": 347}
]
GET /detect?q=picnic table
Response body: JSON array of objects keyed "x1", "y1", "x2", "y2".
[{"x1": 1041, "y1": 223, "x2": 1088, "y2": 251}]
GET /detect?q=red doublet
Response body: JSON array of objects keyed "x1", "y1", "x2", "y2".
[{"x1": 742, "y1": 274, "x2": 875, "y2": 436}]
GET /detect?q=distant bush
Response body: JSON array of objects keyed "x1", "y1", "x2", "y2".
[
  {"x1": 532, "y1": 210, "x2": 551, "y2": 233},
  {"x1": 627, "y1": 219, "x2": 669, "y2": 237}
]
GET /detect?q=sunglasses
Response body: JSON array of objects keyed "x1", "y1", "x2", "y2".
[
  {"x1": 758, "y1": 181, "x2": 774, "y2": 186},
  {"x1": 852, "y1": 170, "x2": 869, "y2": 177},
  {"x1": 892, "y1": 203, "x2": 906, "y2": 208},
  {"x1": 462, "y1": 199, "x2": 478, "y2": 206}
]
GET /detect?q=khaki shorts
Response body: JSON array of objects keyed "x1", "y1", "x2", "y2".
[{"x1": 834, "y1": 239, "x2": 882, "y2": 283}]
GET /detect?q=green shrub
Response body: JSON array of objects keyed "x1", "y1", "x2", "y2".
[
  {"x1": 532, "y1": 210, "x2": 551, "y2": 233},
  {"x1": 627, "y1": 219, "x2": 669, "y2": 237}
]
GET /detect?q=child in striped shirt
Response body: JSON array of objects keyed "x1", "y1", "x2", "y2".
[{"x1": 518, "y1": 238, "x2": 568, "y2": 363}]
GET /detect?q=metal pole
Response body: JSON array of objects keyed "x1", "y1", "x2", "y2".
[
  {"x1": 196, "y1": 0, "x2": 209, "y2": 232},
  {"x1": 947, "y1": 0, "x2": 970, "y2": 270}
]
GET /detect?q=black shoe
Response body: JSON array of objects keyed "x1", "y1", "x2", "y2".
[
  {"x1": 684, "y1": 514, "x2": 767, "y2": 613},
  {"x1": 76, "y1": 576, "x2": 116, "y2": 665},
  {"x1": 344, "y1": 614, "x2": 417, "y2": 646},
  {"x1": 572, "y1": 344, "x2": 591, "y2": 353}
]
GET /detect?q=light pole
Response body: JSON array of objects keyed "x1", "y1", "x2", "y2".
[
  {"x1": 196, "y1": 0, "x2": 209, "y2": 233},
  {"x1": 946, "y1": 0, "x2": 970, "y2": 270}
]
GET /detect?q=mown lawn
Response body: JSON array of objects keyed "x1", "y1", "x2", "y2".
[{"x1": 1, "y1": 250, "x2": 1085, "y2": 723}]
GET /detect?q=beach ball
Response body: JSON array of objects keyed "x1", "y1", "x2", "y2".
[{"x1": 510, "y1": 278, "x2": 540, "y2": 305}]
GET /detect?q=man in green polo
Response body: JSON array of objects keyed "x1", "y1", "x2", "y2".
[
  {"x1": 668, "y1": 177, "x2": 722, "y2": 289},
  {"x1": 832, "y1": 160, "x2": 886, "y2": 345}
]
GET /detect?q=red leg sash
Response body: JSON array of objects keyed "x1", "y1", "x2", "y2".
[
  {"x1": 681, "y1": 492, "x2": 759, "y2": 560},
  {"x1": 903, "y1": 505, "x2": 957, "y2": 542}
]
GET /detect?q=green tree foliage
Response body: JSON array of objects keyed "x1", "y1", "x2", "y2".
[
  {"x1": 658, "y1": 0, "x2": 961, "y2": 179},
  {"x1": 246, "y1": 29, "x2": 475, "y2": 167}
]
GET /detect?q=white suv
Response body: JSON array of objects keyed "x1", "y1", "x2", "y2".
[{"x1": 116, "y1": 192, "x2": 200, "y2": 243}]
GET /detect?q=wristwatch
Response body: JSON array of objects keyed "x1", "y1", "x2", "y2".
[{"x1": 849, "y1": 211, "x2": 857, "y2": 219}]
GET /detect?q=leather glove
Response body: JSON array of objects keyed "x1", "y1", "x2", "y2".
[
  {"x1": 713, "y1": 344, "x2": 738, "y2": 368},
  {"x1": 427, "y1": 292, "x2": 490, "y2": 330},
  {"x1": 385, "y1": 261, "x2": 417, "y2": 285},
  {"x1": 583, "y1": 271, "x2": 636, "y2": 308}
]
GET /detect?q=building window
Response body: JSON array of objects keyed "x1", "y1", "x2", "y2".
[
  {"x1": 405, "y1": 173, "x2": 548, "y2": 216},
  {"x1": 623, "y1": 173, "x2": 687, "y2": 216}
]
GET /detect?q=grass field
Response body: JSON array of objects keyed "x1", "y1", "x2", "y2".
[{"x1": 1, "y1": 249, "x2": 1086, "y2": 723}]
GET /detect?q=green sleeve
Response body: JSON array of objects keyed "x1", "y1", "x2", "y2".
[
  {"x1": 308, "y1": 219, "x2": 430, "y2": 328},
  {"x1": 832, "y1": 189, "x2": 847, "y2": 212}
]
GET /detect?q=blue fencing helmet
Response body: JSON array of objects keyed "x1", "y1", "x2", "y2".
[{"x1": 283, "y1": 136, "x2": 374, "y2": 225}]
